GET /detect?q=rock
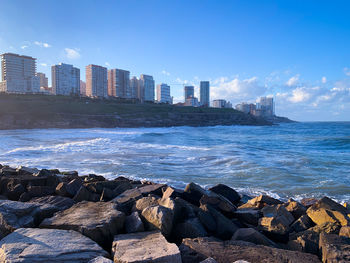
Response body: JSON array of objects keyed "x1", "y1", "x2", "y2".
[
  {"x1": 163, "y1": 186, "x2": 185, "y2": 199},
  {"x1": 18, "y1": 192, "x2": 31, "y2": 202},
  {"x1": 300, "y1": 198, "x2": 318, "y2": 208},
  {"x1": 200, "y1": 258, "x2": 218, "y2": 263},
  {"x1": 310, "y1": 221, "x2": 341, "y2": 235},
  {"x1": 29, "y1": 195, "x2": 75, "y2": 211},
  {"x1": 233, "y1": 209, "x2": 260, "y2": 226},
  {"x1": 27, "y1": 185, "x2": 55, "y2": 197},
  {"x1": 0, "y1": 228, "x2": 109, "y2": 262},
  {"x1": 174, "y1": 217, "x2": 208, "y2": 241},
  {"x1": 306, "y1": 196, "x2": 350, "y2": 227},
  {"x1": 288, "y1": 230, "x2": 319, "y2": 255},
  {"x1": 88, "y1": 256, "x2": 114, "y2": 263},
  {"x1": 184, "y1": 182, "x2": 209, "y2": 206},
  {"x1": 284, "y1": 199, "x2": 307, "y2": 220},
  {"x1": 319, "y1": 232, "x2": 350, "y2": 263},
  {"x1": 200, "y1": 204, "x2": 239, "y2": 240},
  {"x1": 66, "y1": 178, "x2": 83, "y2": 197},
  {"x1": 73, "y1": 185, "x2": 100, "y2": 202},
  {"x1": 141, "y1": 204, "x2": 173, "y2": 237},
  {"x1": 0, "y1": 166, "x2": 17, "y2": 176},
  {"x1": 112, "y1": 231, "x2": 182, "y2": 263},
  {"x1": 0, "y1": 199, "x2": 48, "y2": 238},
  {"x1": 290, "y1": 215, "x2": 315, "y2": 233},
  {"x1": 6, "y1": 182, "x2": 25, "y2": 200},
  {"x1": 86, "y1": 180, "x2": 125, "y2": 194},
  {"x1": 55, "y1": 182, "x2": 69, "y2": 197},
  {"x1": 113, "y1": 181, "x2": 133, "y2": 196},
  {"x1": 138, "y1": 183, "x2": 166, "y2": 197},
  {"x1": 112, "y1": 188, "x2": 143, "y2": 213},
  {"x1": 100, "y1": 187, "x2": 116, "y2": 201},
  {"x1": 340, "y1": 226, "x2": 350, "y2": 238},
  {"x1": 16, "y1": 166, "x2": 39, "y2": 175},
  {"x1": 199, "y1": 194, "x2": 236, "y2": 217},
  {"x1": 125, "y1": 211, "x2": 144, "y2": 233},
  {"x1": 134, "y1": 196, "x2": 160, "y2": 212},
  {"x1": 209, "y1": 184, "x2": 241, "y2": 205},
  {"x1": 259, "y1": 204, "x2": 295, "y2": 242},
  {"x1": 179, "y1": 237, "x2": 321, "y2": 263},
  {"x1": 238, "y1": 195, "x2": 282, "y2": 209},
  {"x1": 34, "y1": 168, "x2": 54, "y2": 177},
  {"x1": 174, "y1": 197, "x2": 200, "y2": 220},
  {"x1": 231, "y1": 228, "x2": 277, "y2": 248},
  {"x1": 40, "y1": 201, "x2": 125, "y2": 249}
]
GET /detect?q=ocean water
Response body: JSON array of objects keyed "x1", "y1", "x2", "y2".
[{"x1": 0, "y1": 122, "x2": 349, "y2": 203}]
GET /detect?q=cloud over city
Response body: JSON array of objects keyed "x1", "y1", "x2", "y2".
[
  {"x1": 64, "y1": 48, "x2": 81, "y2": 59},
  {"x1": 34, "y1": 41, "x2": 51, "y2": 48}
]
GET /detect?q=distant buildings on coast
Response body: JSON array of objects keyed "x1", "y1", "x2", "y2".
[{"x1": 0, "y1": 52, "x2": 275, "y2": 115}]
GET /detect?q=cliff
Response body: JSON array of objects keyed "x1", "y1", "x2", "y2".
[{"x1": 0, "y1": 94, "x2": 271, "y2": 129}]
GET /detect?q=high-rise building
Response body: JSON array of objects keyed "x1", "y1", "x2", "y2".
[
  {"x1": 200, "y1": 81, "x2": 210, "y2": 107},
  {"x1": 80, "y1": 80, "x2": 86, "y2": 96},
  {"x1": 157, "y1": 83, "x2": 172, "y2": 104},
  {"x1": 212, "y1": 99, "x2": 227, "y2": 108},
  {"x1": 130, "y1": 76, "x2": 139, "y2": 99},
  {"x1": 184, "y1": 86, "x2": 194, "y2": 100},
  {"x1": 51, "y1": 63, "x2": 80, "y2": 96},
  {"x1": 108, "y1": 69, "x2": 130, "y2": 98},
  {"x1": 138, "y1": 74, "x2": 155, "y2": 102},
  {"x1": 0, "y1": 53, "x2": 40, "y2": 93},
  {"x1": 256, "y1": 97, "x2": 274, "y2": 116},
  {"x1": 36, "y1": 72, "x2": 48, "y2": 88},
  {"x1": 86, "y1": 64, "x2": 108, "y2": 98}
]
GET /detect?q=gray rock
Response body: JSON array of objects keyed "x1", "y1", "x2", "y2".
[
  {"x1": 134, "y1": 196, "x2": 160, "y2": 212},
  {"x1": 233, "y1": 209, "x2": 260, "y2": 226},
  {"x1": 141, "y1": 204, "x2": 174, "y2": 237},
  {"x1": 112, "y1": 231, "x2": 182, "y2": 263},
  {"x1": 200, "y1": 258, "x2": 218, "y2": 263},
  {"x1": 290, "y1": 215, "x2": 315, "y2": 233},
  {"x1": 40, "y1": 201, "x2": 125, "y2": 248},
  {"x1": 125, "y1": 211, "x2": 144, "y2": 233},
  {"x1": 209, "y1": 184, "x2": 241, "y2": 205},
  {"x1": 0, "y1": 228, "x2": 109, "y2": 262},
  {"x1": 319, "y1": 232, "x2": 350, "y2": 263},
  {"x1": 88, "y1": 256, "x2": 114, "y2": 263},
  {"x1": 73, "y1": 185, "x2": 100, "y2": 202},
  {"x1": 29, "y1": 195, "x2": 75, "y2": 211},
  {"x1": 174, "y1": 217, "x2": 208, "y2": 240},
  {"x1": 231, "y1": 228, "x2": 277, "y2": 248},
  {"x1": 66, "y1": 178, "x2": 83, "y2": 197},
  {"x1": 16, "y1": 166, "x2": 39, "y2": 175}
]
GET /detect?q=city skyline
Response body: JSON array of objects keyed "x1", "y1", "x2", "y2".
[{"x1": 0, "y1": 0, "x2": 350, "y2": 120}]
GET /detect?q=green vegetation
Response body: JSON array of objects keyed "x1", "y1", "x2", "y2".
[{"x1": 0, "y1": 93, "x2": 242, "y2": 118}]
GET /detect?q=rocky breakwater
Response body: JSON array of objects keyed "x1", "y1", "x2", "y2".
[{"x1": 0, "y1": 164, "x2": 349, "y2": 262}]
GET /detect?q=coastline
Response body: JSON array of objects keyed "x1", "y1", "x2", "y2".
[{"x1": 0, "y1": 164, "x2": 348, "y2": 262}]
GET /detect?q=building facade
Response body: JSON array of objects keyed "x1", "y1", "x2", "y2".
[
  {"x1": 212, "y1": 99, "x2": 232, "y2": 108},
  {"x1": 200, "y1": 81, "x2": 210, "y2": 107},
  {"x1": 130, "y1": 76, "x2": 139, "y2": 99},
  {"x1": 138, "y1": 74, "x2": 155, "y2": 102},
  {"x1": 36, "y1": 72, "x2": 48, "y2": 88},
  {"x1": 108, "y1": 69, "x2": 130, "y2": 98},
  {"x1": 156, "y1": 83, "x2": 171, "y2": 104},
  {"x1": 184, "y1": 86, "x2": 194, "y2": 100},
  {"x1": 86, "y1": 64, "x2": 108, "y2": 98},
  {"x1": 184, "y1": 96, "x2": 199, "y2": 107},
  {"x1": 80, "y1": 80, "x2": 86, "y2": 96},
  {"x1": 256, "y1": 97, "x2": 274, "y2": 117},
  {"x1": 51, "y1": 63, "x2": 80, "y2": 96},
  {"x1": 0, "y1": 53, "x2": 40, "y2": 93}
]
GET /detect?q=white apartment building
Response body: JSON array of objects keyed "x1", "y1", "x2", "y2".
[
  {"x1": 51, "y1": 63, "x2": 80, "y2": 96},
  {"x1": 256, "y1": 97, "x2": 275, "y2": 116},
  {"x1": 156, "y1": 83, "x2": 172, "y2": 104},
  {"x1": 139, "y1": 74, "x2": 155, "y2": 102},
  {"x1": 86, "y1": 64, "x2": 108, "y2": 98},
  {"x1": 0, "y1": 53, "x2": 40, "y2": 93},
  {"x1": 212, "y1": 99, "x2": 232, "y2": 108},
  {"x1": 108, "y1": 69, "x2": 130, "y2": 98},
  {"x1": 200, "y1": 81, "x2": 210, "y2": 107}
]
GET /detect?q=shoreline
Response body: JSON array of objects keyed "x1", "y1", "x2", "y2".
[{"x1": 0, "y1": 164, "x2": 348, "y2": 262}]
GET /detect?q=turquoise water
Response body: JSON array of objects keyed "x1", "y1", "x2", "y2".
[{"x1": 0, "y1": 122, "x2": 349, "y2": 202}]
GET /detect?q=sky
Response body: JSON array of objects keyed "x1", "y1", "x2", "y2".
[{"x1": 0, "y1": 0, "x2": 350, "y2": 121}]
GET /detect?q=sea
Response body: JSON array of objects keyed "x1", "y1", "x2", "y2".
[{"x1": 0, "y1": 122, "x2": 349, "y2": 203}]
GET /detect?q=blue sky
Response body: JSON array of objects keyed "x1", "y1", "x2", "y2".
[{"x1": 0, "y1": 0, "x2": 350, "y2": 121}]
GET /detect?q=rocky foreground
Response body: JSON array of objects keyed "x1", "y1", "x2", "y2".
[{"x1": 0, "y1": 164, "x2": 349, "y2": 262}]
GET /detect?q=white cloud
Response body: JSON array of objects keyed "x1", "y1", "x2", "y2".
[
  {"x1": 39, "y1": 63, "x2": 48, "y2": 67},
  {"x1": 64, "y1": 48, "x2": 81, "y2": 59},
  {"x1": 288, "y1": 87, "x2": 311, "y2": 103},
  {"x1": 161, "y1": 70, "x2": 170, "y2": 76},
  {"x1": 21, "y1": 45, "x2": 28, "y2": 50},
  {"x1": 286, "y1": 74, "x2": 300, "y2": 87},
  {"x1": 344, "y1": 67, "x2": 350, "y2": 76},
  {"x1": 322, "y1": 76, "x2": 327, "y2": 83},
  {"x1": 105, "y1": 62, "x2": 110, "y2": 67},
  {"x1": 34, "y1": 41, "x2": 51, "y2": 48}
]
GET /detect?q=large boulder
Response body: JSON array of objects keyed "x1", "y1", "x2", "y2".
[
  {"x1": 290, "y1": 215, "x2": 315, "y2": 233},
  {"x1": 208, "y1": 184, "x2": 241, "y2": 205},
  {"x1": 173, "y1": 217, "x2": 208, "y2": 241},
  {"x1": 141, "y1": 205, "x2": 173, "y2": 237},
  {"x1": 319, "y1": 232, "x2": 350, "y2": 263},
  {"x1": 238, "y1": 195, "x2": 282, "y2": 209},
  {"x1": 125, "y1": 211, "x2": 144, "y2": 233},
  {"x1": 0, "y1": 199, "x2": 54, "y2": 238},
  {"x1": 231, "y1": 228, "x2": 277, "y2": 247},
  {"x1": 112, "y1": 231, "x2": 182, "y2": 263},
  {"x1": 284, "y1": 199, "x2": 307, "y2": 220},
  {"x1": 233, "y1": 209, "x2": 260, "y2": 226},
  {"x1": 340, "y1": 226, "x2": 350, "y2": 238},
  {"x1": 0, "y1": 228, "x2": 109, "y2": 262},
  {"x1": 179, "y1": 237, "x2": 321, "y2": 263},
  {"x1": 40, "y1": 201, "x2": 125, "y2": 248},
  {"x1": 29, "y1": 195, "x2": 75, "y2": 211},
  {"x1": 306, "y1": 196, "x2": 350, "y2": 226},
  {"x1": 288, "y1": 230, "x2": 319, "y2": 255},
  {"x1": 134, "y1": 196, "x2": 160, "y2": 212}
]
